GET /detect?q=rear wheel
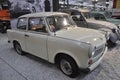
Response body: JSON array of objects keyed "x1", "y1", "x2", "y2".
[
  {"x1": 13, "y1": 42, "x2": 24, "y2": 55},
  {"x1": 58, "y1": 55, "x2": 79, "y2": 78}
]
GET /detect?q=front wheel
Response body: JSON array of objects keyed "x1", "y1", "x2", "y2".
[{"x1": 58, "y1": 55, "x2": 79, "y2": 78}]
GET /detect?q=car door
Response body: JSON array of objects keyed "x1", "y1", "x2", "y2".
[
  {"x1": 16, "y1": 17, "x2": 27, "y2": 51},
  {"x1": 25, "y1": 17, "x2": 48, "y2": 60},
  {"x1": 71, "y1": 11, "x2": 88, "y2": 27}
]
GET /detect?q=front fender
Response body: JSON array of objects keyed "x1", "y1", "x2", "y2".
[{"x1": 53, "y1": 51, "x2": 82, "y2": 68}]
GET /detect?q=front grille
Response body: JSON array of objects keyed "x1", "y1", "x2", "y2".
[{"x1": 93, "y1": 47, "x2": 104, "y2": 58}]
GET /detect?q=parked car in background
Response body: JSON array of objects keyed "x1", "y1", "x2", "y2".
[
  {"x1": 60, "y1": 9, "x2": 120, "y2": 44},
  {"x1": 7, "y1": 12, "x2": 107, "y2": 78},
  {"x1": 91, "y1": 11, "x2": 120, "y2": 27},
  {"x1": 10, "y1": 1, "x2": 35, "y2": 18}
]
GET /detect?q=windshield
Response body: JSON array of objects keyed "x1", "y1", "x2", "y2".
[
  {"x1": 82, "y1": 12, "x2": 94, "y2": 19},
  {"x1": 46, "y1": 15, "x2": 76, "y2": 32}
]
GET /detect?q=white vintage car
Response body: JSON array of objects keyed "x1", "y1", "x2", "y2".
[{"x1": 7, "y1": 12, "x2": 107, "y2": 78}]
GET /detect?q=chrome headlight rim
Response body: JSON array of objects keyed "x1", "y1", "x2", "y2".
[{"x1": 89, "y1": 46, "x2": 96, "y2": 58}]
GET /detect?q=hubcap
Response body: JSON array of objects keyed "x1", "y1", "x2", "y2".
[{"x1": 60, "y1": 59, "x2": 72, "y2": 75}]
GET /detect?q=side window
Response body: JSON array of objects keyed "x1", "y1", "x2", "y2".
[
  {"x1": 71, "y1": 11, "x2": 84, "y2": 21},
  {"x1": 28, "y1": 17, "x2": 47, "y2": 33},
  {"x1": 17, "y1": 18, "x2": 27, "y2": 30}
]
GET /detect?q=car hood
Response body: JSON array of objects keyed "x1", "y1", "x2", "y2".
[
  {"x1": 106, "y1": 18, "x2": 120, "y2": 25},
  {"x1": 55, "y1": 27, "x2": 106, "y2": 46},
  {"x1": 86, "y1": 19, "x2": 117, "y2": 29}
]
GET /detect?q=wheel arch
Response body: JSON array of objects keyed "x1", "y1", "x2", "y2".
[
  {"x1": 54, "y1": 52, "x2": 80, "y2": 68},
  {"x1": 12, "y1": 40, "x2": 24, "y2": 50}
]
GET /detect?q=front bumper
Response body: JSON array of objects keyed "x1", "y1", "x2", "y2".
[{"x1": 87, "y1": 46, "x2": 108, "y2": 71}]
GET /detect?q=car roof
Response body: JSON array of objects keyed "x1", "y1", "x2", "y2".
[{"x1": 19, "y1": 12, "x2": 69, "y2": 18}]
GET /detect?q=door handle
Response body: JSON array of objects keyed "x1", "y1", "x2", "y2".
[{"x1": 25, "y1": 34, "x2": 29, "y2": 37}]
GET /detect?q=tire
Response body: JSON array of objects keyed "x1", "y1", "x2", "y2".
[
  {"x1": 1, "y1": 26, "x2": 7, "y2": 33},
  {"x1": 58, "y1": 55, "x2": 79, "y2": 78},
  {"x1": 13, "y1": 42, "x2": 24, "y2": 55}
]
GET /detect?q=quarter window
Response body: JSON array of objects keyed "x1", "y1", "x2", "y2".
[{"x1": 17, "y1": 18, "x2": 27, "y2": 30}]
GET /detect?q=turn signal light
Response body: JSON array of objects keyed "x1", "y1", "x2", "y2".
[{"x1": 88, "y1": 59, "x2": 93, "y2": 65}]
